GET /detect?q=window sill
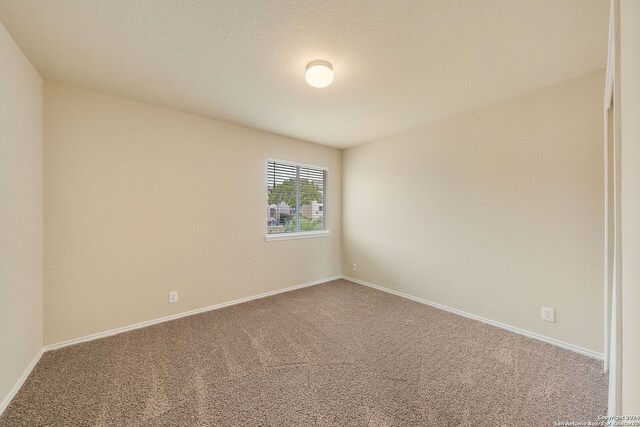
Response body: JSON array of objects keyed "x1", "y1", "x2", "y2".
[{"x1": 265, "y1": 230, "x2": 331, "y2": 242}]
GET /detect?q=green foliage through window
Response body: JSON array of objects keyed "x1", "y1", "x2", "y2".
[
  {"x1": 268, "y1": 178, "x2": 322, "y2": 208},
  {"x1": 283, "y1": 216, "x2": 323, "y2": 232}
]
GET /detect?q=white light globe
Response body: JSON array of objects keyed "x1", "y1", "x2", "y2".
[{"x1": 305, "y1": 60, "x2": 334, "y2": 88}]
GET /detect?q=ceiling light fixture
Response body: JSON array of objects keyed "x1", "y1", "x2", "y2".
[{"x1": 305, "y1": 60, "x2": 334, "y2": 88}]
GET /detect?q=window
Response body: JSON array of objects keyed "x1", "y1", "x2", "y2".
[{"x1": 266, "y1": 159, "x2": 328, "y2": 240}]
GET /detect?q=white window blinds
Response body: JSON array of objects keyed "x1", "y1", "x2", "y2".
[{"x1": 267, "y1": 160, "x2": 327, "y2": 234}]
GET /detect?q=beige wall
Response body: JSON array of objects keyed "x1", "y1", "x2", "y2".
[
  {"x1": 0, "y1": 23, "x2": 43, "y2": 404},
  {"x1": 343, "y1": 71, "x2": 605, "y2": 353},
  {"x1": 44, "y1": 83, "x2": 341, "y2": 345},
  {"x1": 620, "y1": 0, "x2": 640, "y2": 414}
]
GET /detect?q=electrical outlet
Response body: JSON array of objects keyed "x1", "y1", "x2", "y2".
[
  {"x1": 541, "y1": 306, "x2": 555, "y2": 323},
  {"x1": 352, "y1": 263, "x2": 358, "y2": 272},
  {"x1": 169, "y1": 291, "x2": 178, "y2": 304}
]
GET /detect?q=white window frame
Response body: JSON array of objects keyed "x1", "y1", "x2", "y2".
[{"x1": 265, "y1": 158, "x2": 330, "y2": 241}]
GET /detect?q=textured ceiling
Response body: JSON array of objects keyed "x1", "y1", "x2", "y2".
[{"x1": 0, "y1": 0, "x2": 608, "y2": 148}]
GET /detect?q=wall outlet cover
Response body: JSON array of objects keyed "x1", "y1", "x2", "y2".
[
  {"x1": 169, "y1": 291, "x2": 178, "y2": 304},
  {"x1": 541, "y1": 306, "x2": 555, "y2": 323}
]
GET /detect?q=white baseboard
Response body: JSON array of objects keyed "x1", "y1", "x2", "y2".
[
  {"x1": 44, "y1": 275, "x2": 342, "y2": 352},
  {"x1": 0, "y1": 348, "x2": 44, "y2": 417},
  {"x1": 342, "y1": 276, "x2": 604, "y2": 360}
]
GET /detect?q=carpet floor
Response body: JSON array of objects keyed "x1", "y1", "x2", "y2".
[{"x1": 0, "y1": 279, "x2": 607, "y2": 426}]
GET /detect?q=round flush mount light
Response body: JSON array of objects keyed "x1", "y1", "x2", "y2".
[{"x1": 305, "y1": 60, "x2": 334, "y2": 88}]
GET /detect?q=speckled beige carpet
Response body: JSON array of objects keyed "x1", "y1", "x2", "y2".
[{"x1": 1, "y1": 279, "x2": 607, "y2": 426}]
